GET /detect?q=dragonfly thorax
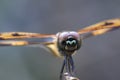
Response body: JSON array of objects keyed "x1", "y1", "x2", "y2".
[{"x1": 57, "y1": 31, "x2": 81, "y2": 56}]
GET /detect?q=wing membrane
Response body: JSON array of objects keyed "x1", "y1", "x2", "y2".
[
  {"x1": 0, "y1": 32, "x2": 56, "y2": 40},
  {"x1": 78, "y1": 18, "x2": 120, "y2": 39},
  {"x1": 0, "y1": 40, "x2": 54, "y2": 46},
  {"x1": 0, "y1": 40, "x2": 61, "y2": 57},
  {"x1": 0, "y1": 32, "x2": 61, "y2": 57}
]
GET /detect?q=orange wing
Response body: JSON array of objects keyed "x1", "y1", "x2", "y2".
[
  {"x1": 0, "y1": 40, "x2": 45, "y2": 46},
  {"x1": 0, "y1": 32, "x2": 61, "y2": 57},
  {"x1": 78, "y1": 18, "x2": 120, "y2": 39},
  {"x1": 0, "y1": 40, "x2": 61, "y2": 57},
  {"x1": 0, "y1": 32, "x2": 56, "y2": 40}
]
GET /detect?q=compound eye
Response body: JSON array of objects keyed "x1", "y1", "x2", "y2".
[{"x1": 58, "y1": 32, "x2": 69, "y2": 40}]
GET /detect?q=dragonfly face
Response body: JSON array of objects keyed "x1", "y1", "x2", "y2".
[
  {"x1": 0, "y1": 18, "x2": 120, "y2": 80},
  {"x1": 57, "y1": 31, "x2": 81, "y2": 56}
]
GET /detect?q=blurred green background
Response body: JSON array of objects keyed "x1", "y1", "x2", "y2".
[{"x1": 0, "y1": 0, "x2": 120, "y2": 80}]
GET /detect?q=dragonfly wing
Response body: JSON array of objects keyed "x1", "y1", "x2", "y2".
[
  {"x1": 0, "y1": 32, "x2": 61, "y2": 57},
  {"x1": 0, "y1": 40, "x2": 55, "y2": 46},
  {"x1": 0, "y1": 32, "x2": 56, "y2": 40},
  {"x1": 0, "y1": 40, "x2": 61, "y2": 57},
  {"x1": 78, "y1": 18, "x2": 120, "y2": 39},
  {"x1": 27, "y1": 41, "x2": 61, "y2": 57},
  {"x1": 43, "y1": 41, "x2": 61, "y2": 57}
]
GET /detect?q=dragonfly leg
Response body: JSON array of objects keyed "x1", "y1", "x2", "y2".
[
  {"x1": 69, "y1": 56, "x2": 74, "y2": 73},
  {"x1": 65, "y1": 55, "x2": 75, "y2": 75},
  {"x1": 60, "y1": 58, "x2": 66, "y2": 80},
  {"x1": 59, "y1": 55, "x2": 75, "y2": 80},
  {"x1": 65, "y1": 56, "x2": 69, "y2": 72},
  {"x1": 60, "y1": 55, "x2": 71, "y2": 80}
]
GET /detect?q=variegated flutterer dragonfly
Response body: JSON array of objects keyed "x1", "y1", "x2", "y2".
[{"x1": 0, "y1": 18, "x2": 120, "y2": 80}]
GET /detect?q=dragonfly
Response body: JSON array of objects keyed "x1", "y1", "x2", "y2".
[{"x1": 0, "y1": 18, "x2": 120, "y2": 80}]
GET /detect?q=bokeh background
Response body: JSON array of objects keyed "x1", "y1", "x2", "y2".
[{"x1": 0, "y1": 0, "x2": 120, "y2": 80}]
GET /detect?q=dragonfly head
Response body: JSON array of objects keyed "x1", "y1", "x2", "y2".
[{"x1": 57, "y1": 31, "x2": 81, "y2": 54}]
